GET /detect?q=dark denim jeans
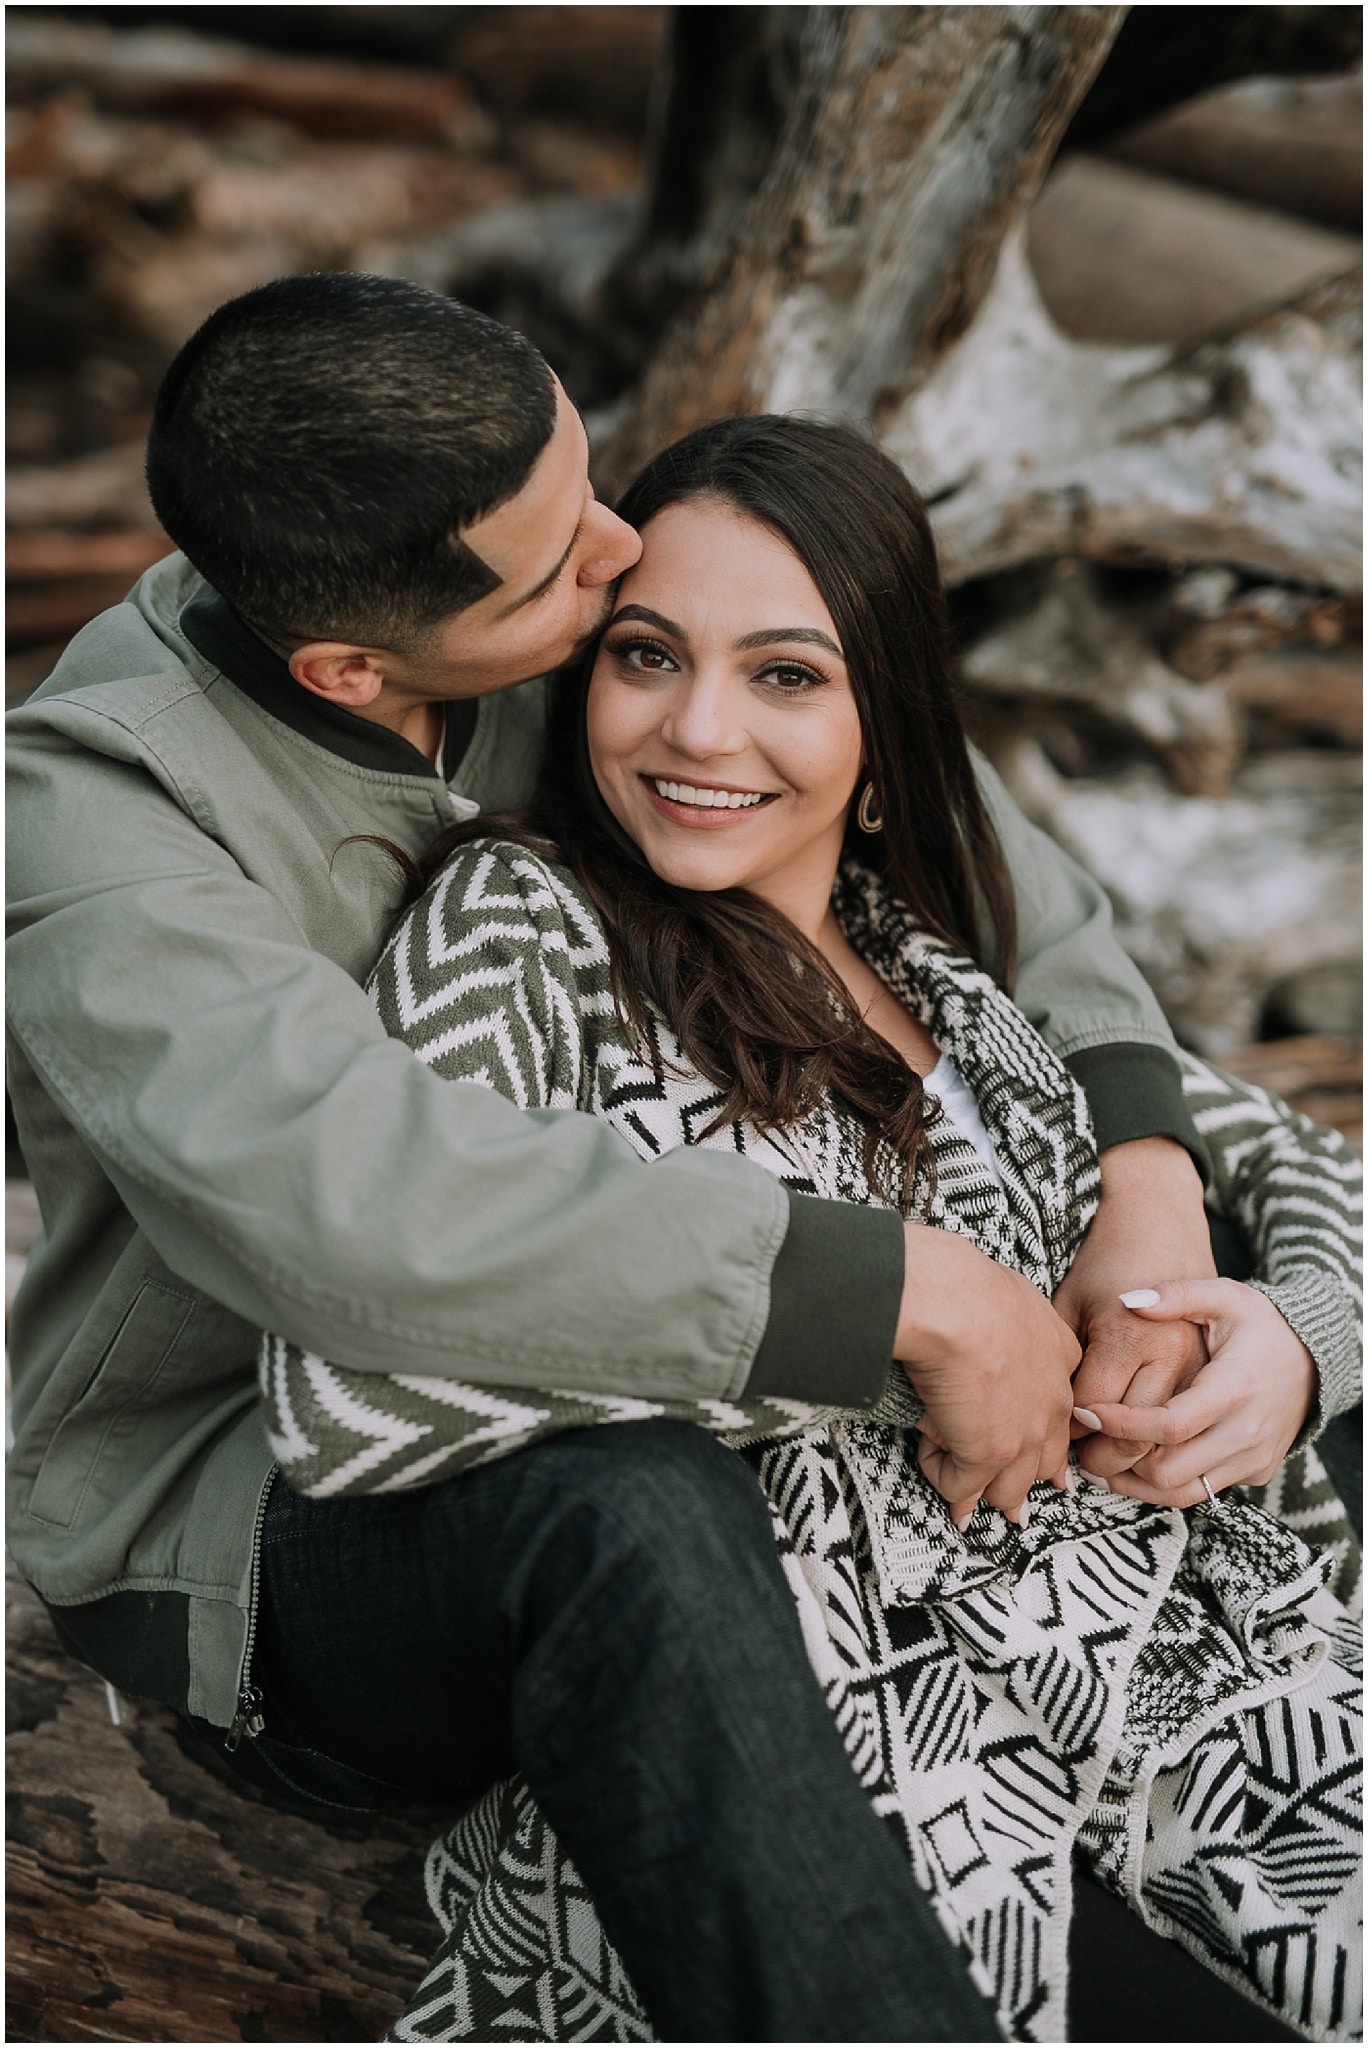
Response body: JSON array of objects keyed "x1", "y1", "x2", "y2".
[{"x1": 243, "y1": 1419, "x2": 1001, "y2": 2043}]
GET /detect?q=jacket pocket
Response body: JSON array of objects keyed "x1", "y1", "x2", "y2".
[{"x1": 27, "y1": 1282, "x2": 197, "y2": 1530}]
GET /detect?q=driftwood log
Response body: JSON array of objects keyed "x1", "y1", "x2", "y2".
[
  {"x1": 3, "y1": 14, "x2": 491, "y2": 146},
  {"x1": 6, "y1": 1571, "x2": 442, "y2": 2044},
  {"x1": 1027, "y1": 150, "x2": 1359, "y2": 346},
  {"x1": 1108, "y1": 71, "x2": 1362, "y2": 231},
  {"x1": 884, "y1": 251, "x2": 1361, "y2": 592},
  {"x1": 599, "y1": 4, "x2": 1127, "y2": 489},
  {"x1": 991, "y1": 735, "x2": 1361, "y2": 1054}
]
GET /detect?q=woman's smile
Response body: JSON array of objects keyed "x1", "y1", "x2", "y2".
[
  {"x1": 642, "y1": 774, "x2": 778, "y2": 823},
  {"x1": 586, "y1": 500, "x2": 865, "y2": 937}
]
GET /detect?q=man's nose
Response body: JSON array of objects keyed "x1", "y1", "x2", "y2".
[{"x1": 578, "y1": 505, "x2": 641, "y2": 586}]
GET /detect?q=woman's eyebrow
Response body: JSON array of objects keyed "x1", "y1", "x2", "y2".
[
  {"x1": 608, "y1": 603, "x2": 684, "y2": 636},
  {"x1": 608, "y1": 607, "x2": 842, "y2": 658},
  {"x1": 734, "y1": 626, "x2": 843, "y2": 656}
]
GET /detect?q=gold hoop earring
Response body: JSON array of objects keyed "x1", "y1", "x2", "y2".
[{"x1": 857, "y1": 782, "x2": 883, "y2": 834}]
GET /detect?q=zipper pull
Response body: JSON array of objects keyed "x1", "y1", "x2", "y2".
[{"x1": 224, "y1": 1683, "x2": 265, "y2": 1753}]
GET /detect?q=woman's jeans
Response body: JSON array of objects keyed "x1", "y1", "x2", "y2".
[{"x1": 243, "y1": 1419, "x2": 1001, "y2": 2043}]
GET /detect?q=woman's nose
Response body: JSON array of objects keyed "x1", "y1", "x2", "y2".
[
  {"x1": 578, "y1": 504, "x2": 641, "y2": 586},
  {"x1": 660, "y1": 672, "x2": 746, "y2": 758}
]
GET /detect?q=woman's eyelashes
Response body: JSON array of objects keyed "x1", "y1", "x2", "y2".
[
  {"x1": 603, "y1": 634, "x2": 832, "y2": 695},
  {"x1": 604, "y1": 633, "x2": 677, "y2": 675},
  {"x1": 755, "y1": 659, "x2": 828, "y2": 694}
]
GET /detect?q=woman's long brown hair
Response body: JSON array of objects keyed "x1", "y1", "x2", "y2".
[{"x1": 392, "y1": 417, "x2": 1017, "y2": 1214}]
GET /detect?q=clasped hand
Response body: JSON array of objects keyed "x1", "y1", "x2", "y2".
[
  {"x1": 895, "y1": 1222, "x2": 1079, "y2": 1524},
  {"x1": 895, "y1": 1135, "x2": 1317, "y2": 1523},
  {"x1": 1071, "y1": 1280, "x2": 1317, "y2": 1508}
]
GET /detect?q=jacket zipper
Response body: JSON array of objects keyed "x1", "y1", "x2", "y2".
[{"x1": 224, "y1": 1463, "x2": 275, "y2": 1753}]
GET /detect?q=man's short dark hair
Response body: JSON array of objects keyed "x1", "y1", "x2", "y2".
[{"x1": 146, "y1": 272, "x2": 558, "y2": 650}]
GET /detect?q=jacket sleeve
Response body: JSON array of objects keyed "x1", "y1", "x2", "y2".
[
  {"x1": 973, "y1": 751, "x2": 1206, "y2": 1169},
  {"x1": 259, "y1": 848, "x2": 845, "y2": 1496},
  {"x1": 1181, "y1": 1053, "x2": 1362, "y2": 1438},
  {"x1": 8, "y1": 732, "x2": 904, "y2": 1406}
]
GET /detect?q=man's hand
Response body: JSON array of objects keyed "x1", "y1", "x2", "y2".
[
  {"x1": 1055, "y1": 1138, "x2": 1215, "y2": 1480},
  {"x1": 895, "y1": 1222, "x2": 1080, "y2": 1522},
  {"x1": 1076, "y1": 1280, "x2": 1317, "y2": 1506}
]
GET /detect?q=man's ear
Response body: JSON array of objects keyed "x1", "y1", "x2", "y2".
[{"x1": 288, "y1": 643, "x2": 389, "y2": 710}]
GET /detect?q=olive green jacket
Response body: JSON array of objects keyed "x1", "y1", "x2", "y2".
[{"x1": 6, "y1": 554, "x2": 1187, "y2": 1728}]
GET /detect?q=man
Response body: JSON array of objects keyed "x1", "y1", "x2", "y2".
[{"x1": 7, "y1": 273, "x2": 1216, "y2": 2040}]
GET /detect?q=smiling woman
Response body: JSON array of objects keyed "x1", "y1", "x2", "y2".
[
  {"x1": 259, "y1": 415, "x2": 1360, "y2": 2045},
  {"x1": 537, "y1": 417, "x2": 1021, "y2": 1204}
]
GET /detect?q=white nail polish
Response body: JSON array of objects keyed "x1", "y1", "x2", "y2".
[
  {"x1": 1080, "y1": 1470, "x2": 1111, "y2": 1489},
  {"x1": 1073, "y1": 1407, "x2": 1103, "y2": 1431},
  {"x1": 1119, "y1": 1288, "x2": 1160, "y2": 1309}
]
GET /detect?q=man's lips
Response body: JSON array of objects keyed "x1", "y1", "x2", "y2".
[{"x1": 639, "y1": 774, "x2": 779, "y2": 826}]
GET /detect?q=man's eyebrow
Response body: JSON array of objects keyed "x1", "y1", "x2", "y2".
[
  {"x1": 735, "y1": 626, "x2": 843, "y2": 656},
  {"x1": 508, "y1": 521, "x2": 582, "y2": 611}
]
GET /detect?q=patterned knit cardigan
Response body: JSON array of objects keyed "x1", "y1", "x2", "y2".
[
  {"x1": 261, "y1": 842, "x2": 1361, "y2": 1498},
  {"x1": 258, "y1": 844, "x2": 1362, "y2": 2046}
]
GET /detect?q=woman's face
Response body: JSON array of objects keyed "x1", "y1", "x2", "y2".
[{"x1": 586, "y1": 500, "x2": 865, "y2": 932}]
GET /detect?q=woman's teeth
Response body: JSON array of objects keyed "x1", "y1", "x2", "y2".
[{"x1": 652, "y1": 779, "x2": 766, "y2": 809}]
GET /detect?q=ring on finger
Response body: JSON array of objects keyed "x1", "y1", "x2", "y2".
[{"x1": 1199, "y1": 1472, "x2": 1220, "y2": 1508}]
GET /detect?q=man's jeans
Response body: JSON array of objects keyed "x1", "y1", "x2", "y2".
[{"x1": 241, "y1": 1419, "x2": 1000, "y2": 2043}]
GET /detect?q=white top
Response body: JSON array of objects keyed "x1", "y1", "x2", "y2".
[{"x1": 924, "y1": 1051, "x2": 1003, "y2": 1186}]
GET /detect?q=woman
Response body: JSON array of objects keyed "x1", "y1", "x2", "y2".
[{"x1": 261, "y1": 419, "x2": 1360, "y2": 2043}]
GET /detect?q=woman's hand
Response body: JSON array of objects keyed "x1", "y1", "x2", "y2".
[
  {"x1": 1072, "y1": 1279, "x2": 1318, "y2": 1507},
  {"x1": 895, "y1": 1222, "x2": 1080, "y2": 1523},
  {"x1": 1055, "y1": 1138, "x2": 1215, "y2": 1480}
]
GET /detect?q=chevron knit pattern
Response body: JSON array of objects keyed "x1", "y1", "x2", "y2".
[{"x1": 253, "y1": 844, "x2": 1359, "y2": 2044}]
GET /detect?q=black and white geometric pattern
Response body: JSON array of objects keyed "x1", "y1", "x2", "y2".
[{"x1": 250, "y1": 843, "x2": 1359, "y2": 2043}]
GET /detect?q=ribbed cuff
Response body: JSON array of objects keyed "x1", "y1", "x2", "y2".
[
  {"x1": 745, "y1": 1193, "x2": 903, "y2": 1407},
  {"x1": 1065, "y1": 1042, "x2": 1212, "y2": 1184},
  {"x1": 1250, "y1": 1274, "x2": 1362, "y2": 1444}
]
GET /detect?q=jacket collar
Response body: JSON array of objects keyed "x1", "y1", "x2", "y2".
[{"x1": 181, "y1": 584, "x2": 477, "y2": 779}]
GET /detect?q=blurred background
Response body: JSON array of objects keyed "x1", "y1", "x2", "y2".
[{"x1": 6, "y1": 3, "x2": 1361, "y2": 1177}]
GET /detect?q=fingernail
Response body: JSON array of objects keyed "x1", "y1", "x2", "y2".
[
  {"x1": 1080, "y1": 1469, "x2": 1112, "y2": 1490},
  {"x1": 1059, "y1": 1465, "x2": 1075, "y2": 1494},
  {"x1": 1073, "y1": 1407, "x2": 1103, "y2": 1431},
  {"x1": 1006, "y1": 1502, "x2": 1030, "y2": 1529},
  {"x1": 1119, "y1": 1288, "x2": 1161, "y2": 1309}
]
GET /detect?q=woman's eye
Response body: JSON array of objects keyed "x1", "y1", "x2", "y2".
[
  {"x1": 606, "y1": 636, "x2": 677, "y2": 675},
  {"x1": 758, "y1": 661, "x2": 826, "y2": 693}
]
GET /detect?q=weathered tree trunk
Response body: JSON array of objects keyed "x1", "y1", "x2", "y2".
[
  {"x1": 6, "y1": 1572, "x2": 440, "y2": 2044},
  {"x1": 600, "y1": 7, "x2": 1359, "y2": 598},
  {"x1": 599, "y1": 5, "x2": 1124, "y2": 488},
  {"x1": 600, "y1": 3, "x2": 1361, "y2": 392}
]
